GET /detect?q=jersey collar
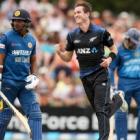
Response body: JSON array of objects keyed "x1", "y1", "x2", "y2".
[{"x1": 79, "y1": 23, "x2": 93, "y2": 33}]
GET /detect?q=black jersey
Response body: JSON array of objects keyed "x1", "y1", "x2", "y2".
[{"x1": 65, "y1": 24, "x2": 114, "y2": 77}]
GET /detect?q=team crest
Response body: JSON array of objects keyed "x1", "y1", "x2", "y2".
[
  {"x1": 28, "y1": 42, "x2": 32, "y2": 48},
  {"x1": 0, "y1": 100, "x2": 3, "y2": 110},
  {"x1": 14, "y1": 10, "x2": 20, "y2": 17}
]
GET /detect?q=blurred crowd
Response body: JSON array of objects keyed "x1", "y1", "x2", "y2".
[{"x1": 0, "y1": 0, "x2": 140, "y2": 108}]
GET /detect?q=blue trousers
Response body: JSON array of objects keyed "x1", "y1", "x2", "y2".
[
  {"x1": 115, "y1": 88, "x2": 140, "y2": 140},
  {"x1": 0, "y1": 79, "x2": 42, "y2": 140}
]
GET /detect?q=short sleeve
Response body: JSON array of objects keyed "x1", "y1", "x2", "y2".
[
  {"x1": 0, "y1": 34, "x2": 7, "y2": 54},
  {"x1": 103, "y1": 30, "x2": 114, "y2": 47},
  {"x1": 31, "y1": 41, "x2": 36, "y2": 56},
  {"x1": 65, "y1": 33, "x2": 75, "y2": 51}
]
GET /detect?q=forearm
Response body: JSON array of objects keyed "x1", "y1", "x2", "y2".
[
  {"x1": 108, "y1": 44, "x2": 118, "y2": 61},
  {"x1": 30, "y1": 56, "x2": 37, "y2": 75},
  {"x1": 100, "y1": 45, "x2": 117, "y2": 68},
  {"x1": 57, "y1": 50, "x2": 73, "y2": 62}
]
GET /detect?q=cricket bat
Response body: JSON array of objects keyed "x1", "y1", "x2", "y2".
[{"x1": 0, "y1": 91, "x2": 31, "y2": 135}]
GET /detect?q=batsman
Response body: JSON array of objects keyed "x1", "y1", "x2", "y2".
[{"x1": 0, "y1": 9, "x2": 42, "y2": 140}]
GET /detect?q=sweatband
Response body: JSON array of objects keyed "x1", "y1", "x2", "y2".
[{"x1": 109, "y1": 52, "x2": 116, "y2": 60}]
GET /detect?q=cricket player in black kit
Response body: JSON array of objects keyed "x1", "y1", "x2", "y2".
[{"x1": 56, "y1": 2, "x2": 128, "y2": 140}]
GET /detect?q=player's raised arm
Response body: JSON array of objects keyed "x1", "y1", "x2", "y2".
[{"x1": 56, "y1": 43, "x2": 74, "y2": 62}]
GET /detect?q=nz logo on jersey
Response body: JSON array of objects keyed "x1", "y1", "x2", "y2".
[
  {"x1": 74, "y1": 39, "x2": 80, "y2": 44},
  {"x1": 89, "y1": 36, "x2": 97, "y2": 42},
  {"x1": 77, "y1": 47, "x2": 98, "y2": 54}
]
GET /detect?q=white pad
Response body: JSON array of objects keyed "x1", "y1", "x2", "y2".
[{"x1": 25, "y1": 74, "x2": 39, "y2": 90}]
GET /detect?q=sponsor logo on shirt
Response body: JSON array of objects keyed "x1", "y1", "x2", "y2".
[
  {"x1": 77, "y1": 47, "x2": 98, "y2": 54},
  {"x1": 77, "y1": 48, "x2": 90, "y2": 54},
  {"x1": 12, "y1": 50, "x2": 32, "y2": 56}
]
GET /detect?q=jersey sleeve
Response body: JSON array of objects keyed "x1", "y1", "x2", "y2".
[
  {"x1": 103, "y1": 30, "x2": 114, "y2": 47},
  {"x1": 31, "y1": 38, "x2": 36, "y2": 56},
  {"x1": 0, "y1": 34, "x2": 7, "y2": 54},
  {"x1": 65, "y1": 33, "x2": 75, "y2": 51}
]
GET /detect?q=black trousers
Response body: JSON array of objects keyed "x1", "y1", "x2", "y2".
[{"x1": 81, "y1": 68, "x2": 122, "y2": 140}]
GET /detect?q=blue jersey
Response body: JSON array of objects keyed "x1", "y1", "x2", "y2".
[
  {"x1": 0, "y1": 30, "x2": 36, "y2": 81},
  {"x1": 110, "y1": 43, "x2": 140, "y2": 91}
]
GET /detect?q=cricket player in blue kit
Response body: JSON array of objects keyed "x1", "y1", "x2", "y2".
[
  {"x1": 110, "y1": 28, "x2": 140, "y2": 140},
  {"x1": 0, "y1": 9, "x2": 42, "y2": 140}
]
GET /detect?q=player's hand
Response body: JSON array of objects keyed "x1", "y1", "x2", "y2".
[
  {"x1": 55, "y1": 43, "x2": 65, "y2": 55},
  {"x1": 25, "y1": 74, "x2": 39, "y2": 90},
  {"x1": 100, "y1": 57, "x2": 112, "y2": 68}
]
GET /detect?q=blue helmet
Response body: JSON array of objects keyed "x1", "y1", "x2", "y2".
[{"x1": 11, "y1": 9, "x2": 31, "y2": 22}]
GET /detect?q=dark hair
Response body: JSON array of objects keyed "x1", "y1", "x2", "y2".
[{"x1": 74, "y1": 1, "x2": 92, "y2": 18}]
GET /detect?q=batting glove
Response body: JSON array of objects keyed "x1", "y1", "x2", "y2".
[{"x1": 25, "y1": 74, "x2": 39, "y2": 90}]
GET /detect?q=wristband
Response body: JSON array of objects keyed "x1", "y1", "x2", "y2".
[{"x1": 109, "y1": 52, "x2": 116, "y2": 60}]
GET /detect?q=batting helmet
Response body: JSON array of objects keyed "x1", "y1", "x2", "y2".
[{"x1": 11, "y1": 9, "x2": 31, "y2": 22}]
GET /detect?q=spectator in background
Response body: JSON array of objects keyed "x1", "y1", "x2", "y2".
[
  {"x1": 37, "y1": 67, "x2": 55, "y2": 107},
  {"x1": 0, "y1": 11, "x2": 11, "y2": 33},
  {"x1": 110, "y1": 28, "x2": 140, "y2": 140},
  {"x1": 57, "y1": 0, "x2": 70, "y2": 14},
  {"x1": 0, "y1": 0, "x2": 18, "y2": 19},
  {"x1": 19, "y1": 0, "x2": 38, "y2": 12},
  {"x1": 50, "y1": 65, "x2": 86, "y2": 107},
  {"x1": 46, "y1": 8, "x2": 65, "y2": 33},
  {"x1": 37, "y1": 0, "x2": 54, "y2": 17},
  {"x1": 101, "y1": 9, "x2": 115, "y2": 27}
]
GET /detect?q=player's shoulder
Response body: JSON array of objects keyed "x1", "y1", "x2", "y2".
[
  {"x1": 25, "y1": 32, "x2": 36, "y2": 45},
  {"x1": 69, "y1": 27, "x2": 80, "y2": 36},
  {"x1": 90, "y1": 24, "x2": 105, "y2": 33},
  {"x1": 0, "y1": 30, "x2": 13, "y2": 41},
  {"x1": 3, "y1": 29, "x2": 14, "y2": 36},
  {"x1": 27, "y1": 32, "x2": 36, "y2": 41}
]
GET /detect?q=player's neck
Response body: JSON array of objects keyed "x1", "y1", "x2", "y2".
[
  {"x1": 79, "y1": 19, "x2": 91, "y2": 33},
  {"x1": 18, "y1": 30, "x2": 28, "y2": 37}
]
